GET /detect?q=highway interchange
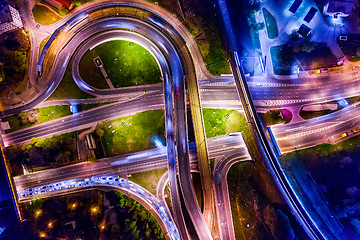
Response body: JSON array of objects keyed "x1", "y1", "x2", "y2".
[{"x1": 1, "y1": 0, "x2": 360, "y2": 239}]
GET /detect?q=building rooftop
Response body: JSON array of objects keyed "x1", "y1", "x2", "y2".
[
  {"x1": 54, "y1": 0, "x2": 71, "y2": 9},
  {"x1": 0, "y1": 1, "x2": 12, "y2": 24}
]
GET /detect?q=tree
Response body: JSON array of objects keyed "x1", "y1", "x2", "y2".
[
  {"x1": 18, "y1": 112, "x2": 29, "y2": 125},
  {"x1": 13, "y1": 50, "x2": 27, "y2": 72},
  {"x1": 28, "y1": 147, "x2": 47, "y2": 167},
  {"x1": 59, "y1": 6, "x2": 69, "y2": 16},
  {"x1": 301, "y1": 41, "x2": 316, "y2": 53},
  {"x1": 131, "y1": 225, "x2": 139, "y2": 239},
  {"x1": 264, "y1": 205, "x2": 295, "y2": 240},
  {"x1": 35, "y1": 138, "x2": 52, "y2": 149},
  {"x1": 71, "y1": 0, "x2": 82, "y2": 6},
  {"x1": 96, "y1": 127, "x2": 104, "y2": 137},
  {"x1": 290, "y1": 30, "x2": 300, "y2": 41},
  {"x1": 55, "y1": 151, "x2": 71, "y2": 165},
  {"x1": 356, "y1": 47, "x2": 360, "y2": 57},
  {"x1": 253, "y1": 22, "x2": 265, "y2": 33}
]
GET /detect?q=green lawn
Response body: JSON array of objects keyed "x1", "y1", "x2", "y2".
[
  {"x1": 47, "y1": 62, "x2": 94, "y2": 100},
  {"x1": 203, "y1": 32, "x2": 231, "y2": 76},
  {"x1": 3, "y1": 105, "x2": 71, "y2": 133},
  {"x1": 32, "y1": 4, "x2": 62, "y2": 25},
  {"x1": 299, "y1": 110, "x2": 338, "y2": 120},
  {"x1": 262, "y1": 8, "x2": 278, "y2": 39},
  {"x1": 79, "y1": 40, "x2": 162, "y2": 89},
  {"x1": 259, "y1": 110, "x2": 287, "y2": 125},
  {"x1": 128, "y1": 168, "x2": 167, "y2": 195},
  {"x1": 96, "y1": 110, "x2": 165, "y2": 157},
  {"x1": 202, "y1": 109, "x2": 246, "y2": 138},
  {"x1": 347, "y1": 96, "x2": 360, "y2": 105},
  {"x1": 228, "y1": 161, "x2": 295, "y2": 240},
  {"x1": 164, "y1": 184, "x2": 173, "y2": 215}
]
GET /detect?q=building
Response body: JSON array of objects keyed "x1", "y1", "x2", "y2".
[
  {"x1": 324, "y1": 0, "x2": 355, "y2": 18},
  {"x1": 0, "y1": 0, "x2": 22, "y2": 36},
  {"x1": 0, "y1": 1, "x2": 12, "y2": 24},
  {"x1": 55, "y1": 0, "x2": 71, "y2": 9}
]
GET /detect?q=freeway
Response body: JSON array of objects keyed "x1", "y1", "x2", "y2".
[
  {"x1": 14, "y1": 133, "x2": 245, "y2": 191},
  {"x1": 2, "y1": 9, "x2": 193, "y2": 239},
  {"x1": 17, "y1": 174, "x2": 181, "y2": 240},
  {"x1": 2, "y1": 92, "x2": 164, "y2": 146},
  {"x1": 13, "y1": 133, "x2": 245, "y2": 239},
  {"x1": 14, "y1": 147, "x2": 168, "y2": 190},
  {"x1": 66, "y1": 13, "x2": 213, "y2": 235},
  {"x1": 71, "y1": 27, "x2": 167, "y2": 97},
  {"x1": 4, "y1": 0, "x2": 360, "y2": 239},
  {"x1": 216, "y1": 0, "x2": 334, "y2": 239},
  {"x1": 4, "y1": 1, "x2": 360, "y2": 118},
  {"x1": 271, "y1": 101, "x2": 360, "y2": 153},
  {"x1": 213, "y1": 150, "x2": 252, "y2": 240},
  {"x1": 206, "y1": 133, "x2": 253, "y2": 240},
  {"x1": 12, "y1": 5, "x2": 213, "y2": 239}
]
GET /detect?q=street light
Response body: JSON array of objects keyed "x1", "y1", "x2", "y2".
[
  {"x1": 35, "y1": 209, "x2": 42, "y2": 218},
  {"x1": 91, "y1": 206, "x2": 99, "y2": 214},
  {"x1": 48, "y1": 221, "x2": 53, "y2": 228},
  {"x1": 100, "y1": 224, "x2": 105, "y2": 230}
]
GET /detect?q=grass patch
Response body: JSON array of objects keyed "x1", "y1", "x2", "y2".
[
  {"x1": 96, "y1": 110, "x2": 165, "y2": 157},
  {"x1": 228, "y1": 161, "x2": 296, "y2": 240},
  {"x1": 70, "y1": 0, "x2": 96, "y2": 8},
  {"x1": 259, "y1": 109, "x2": 290, "y2": 125},
  {"x1": 262, "y1": 8, "x2": 278, "y2": 39},
  {"x1": 32, "y1": 4, "x2": 62, "y2": 25},
  {"x1": 164, "y1": 183, "x2": 173, "y2": 215},
  {"x1": 299, "y1": 101, "x2": 342, "y2": 120},
  {"x1": 209, "y1": 158, "x2": 215, "y2": 171},
  {"x1": 347, "y1": 96, "x2": 360, "y2": 105},
  {"x1": 128, "y1": 168, "x2": 167, "y2": 195},
  {"x1": 300, "y1": 110, "x2": 338, "y2": 119},
  {"x1": 79, "y1": 40, "x2": 161, "y2": 89},
  {"x1": 203, "y1": 31, "x2": 231, "y2": 76},
  {"x1": 2, "y1": 105, "x2": 71, "y2": 133},
  {"x1": 47, "y1": 62, "x2": 94, "y2": 100},
  {"x1": 202, "y1": 109, "x2": 246, "y2": 138}
]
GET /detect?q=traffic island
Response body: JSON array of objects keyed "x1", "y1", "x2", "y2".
[
  {"x1": 95, "y1": 110, "x2": 165, "y2": 157},
  {"x1": 79, "y1": 40, "x2": 162, "y2": 89}
]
